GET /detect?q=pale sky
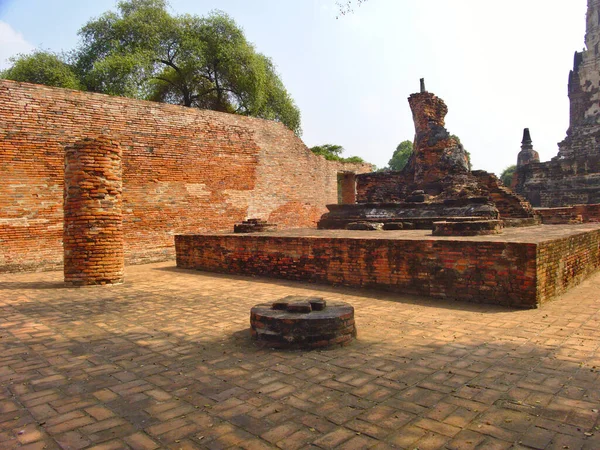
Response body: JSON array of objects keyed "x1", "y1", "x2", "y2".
[{"x1": 0, "y1": 0, "x2": 588, "y2": 175}]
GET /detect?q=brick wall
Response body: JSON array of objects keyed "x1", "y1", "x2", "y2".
[
  {"x1": 536, "y1": 204, "x2": 600, "y2": 224},
  {"x1": 356, "y1": 170, "x2": 536, "y2": 220},
  {"x1": 175, "y1": 234, "x2": 539, "y2": 308},
  {"x1": 356, "y1": 172, "x2": 409, "y2": 203},
  {"x1": 537, "y1": 229, "x2": 600, "y2": 303},
  {"x1": 175, "y1": 229, "x2": 600, "y2": 308},
  {"x1": 514, "y1": 157, "x2": 600, "y2": 207},
  {"x1": 0, "y1": 80, "x2": 372, "y2": 272}
]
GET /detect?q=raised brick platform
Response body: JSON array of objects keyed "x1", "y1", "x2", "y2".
[{"x1": 175, "y1": 224, "x2": 600, "y2": 308}]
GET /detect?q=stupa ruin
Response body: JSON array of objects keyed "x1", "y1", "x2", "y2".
[
  {"x1": 318, "y1": 80, "x2": 537, "y2": 231},
  {"x1": 515, "y1": 0, "x2": 600, "y2": 207}
]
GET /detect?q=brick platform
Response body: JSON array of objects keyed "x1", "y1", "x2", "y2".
[
  {"x1": 2, "y1": 262, "x2": 600, "y2": 449},
  {"x1": 176, "y1": 225, "x2": 600, "y2": 308}
]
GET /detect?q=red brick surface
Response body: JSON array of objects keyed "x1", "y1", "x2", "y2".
[
  {"x1": 1, "y1": 262, "x2": 600, "y2": 449},
  {"x1": 175, "y1": 225, "x2": 600, "y2": 308},
  {"x1": 536, "y1": 203, "x2": 600, "y2": 224},
  {"x1": 0, "y1": 80, "x2": 371, "y2": 273}
]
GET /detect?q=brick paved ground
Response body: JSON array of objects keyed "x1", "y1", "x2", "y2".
[{"x1": 1, "y1": 262, "x2": 599, "y2": 449}]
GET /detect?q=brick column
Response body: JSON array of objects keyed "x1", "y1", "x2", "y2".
[{"x1": 64, "y1": 136, "x2": 124, "y2": 285}]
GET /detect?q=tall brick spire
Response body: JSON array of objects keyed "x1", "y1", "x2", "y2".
[
  {"x1": 558, "y1": 0, "x2": 600, "y2": 159},
  {"x1": 585, "y1": 0, "x2": 600, "y2": 57}
]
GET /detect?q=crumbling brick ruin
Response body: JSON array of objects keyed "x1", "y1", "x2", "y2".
[
  {"x1": 318, "y1": 81, "x2": 536, "y2": 230},
  {"x1": 0, "y1": 80, "x2": 371, "y2": 273},
  {"x1": 515, "y1": 0, "x2": 600, "y2": 207}
]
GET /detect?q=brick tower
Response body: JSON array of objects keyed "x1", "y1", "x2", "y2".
[{"x1": 558, "y1": 0, "x2": 600, "y2": 158}]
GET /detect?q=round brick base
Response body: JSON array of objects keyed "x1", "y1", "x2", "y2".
[{"x1": 250, "y1": 296, "x2": 356, "y2": 349}]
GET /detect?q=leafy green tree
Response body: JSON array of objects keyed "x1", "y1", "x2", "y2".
[
  {"x1": 0, "y1": 50, "x2": 82, "y2": 90},
  {"x1": 500, "y1": 165, "x2": 516, "y2": 186},
  {"x1": 310, "y1": 144, "x2": 343, "y2": 160},
  {"x1": 74, "y1": 0, "x2": 301, "y2": 133},
  {"x1": 310, "y1": 144, "x2": 365, "y2": 163},
  {"x1": 1, "y1": 0, "x2": 301, "y2": 134},
  {"x1": 387, "y1": 140, "x2": 413, "y2": 171}
]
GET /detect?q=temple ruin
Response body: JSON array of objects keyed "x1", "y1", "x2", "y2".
[
  {"x1": 0, "y1": 79, "x2": 371, "y2": 273},
  {"x1": 515, "y1": 0, "x2": 600, "y2": 207},
  {"x1": 176, "y1": 84, "x2": 600, "y2": 309},
  {"x1": 318, "y1": 81, "x2": 537, "y2": 231}
]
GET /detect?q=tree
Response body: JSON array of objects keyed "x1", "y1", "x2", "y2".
[
  {"x1": 500, "y1": 165, "x2": 516, "y2": 186},
  {"x1": 75, "y1": 1, "x2": 301, "y2": 133},
  {"x1": 2, "y1": 0, "x2": 301, "y2": 134},
  {"x1": 0, "y1": 50, "x2": 82, "y2": 90},
  {"x1": 310, "y1": 144, "x2": 365, "y2": 163},
  {"x1": 387, "y1": 140, "x2": 413, "y2": 171}
]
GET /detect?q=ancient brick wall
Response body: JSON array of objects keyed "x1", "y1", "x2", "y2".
[
  {"x1": 356, "y1": 170, "x2": 535, "y2": 219},
  {"x1": 356, "y1": 172, "x2": 410, "y2": 203},
  {"x1": 537, "y1": 229, "x2": 600, "y2": 303},
  {"x1": 514, "y1": 157, "x2": 600, "y2": 207},
  {"x1": 175, "y1": 234, "x2": 539, "y2": 308},
  {"x1": 536, "y1": 203, "x2": 600, "y2": 224},
  {"x1": 470, "y1": 171, "x2": 536, "y2": 219},
  {"x1": 175, "y1": 228, "x2": 600, "y2": 308},
  {"x1": 0, "y1": 80, "x2": 371, "y2": 272}
]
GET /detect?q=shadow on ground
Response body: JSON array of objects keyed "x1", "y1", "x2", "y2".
[{"x1": 0, "y1": 265, "x2": 599, "y2": 449}]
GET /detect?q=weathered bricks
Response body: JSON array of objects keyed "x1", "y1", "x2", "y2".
[
  {"x1": 64, "y1": 137, "x2": 124, "y2": 285},
  {"x1": 250, "y1": 299, "x2": 356, "y2": 349},
  {"x1": 432, "y1": 220, "x2": 503, "y2": 236},
  {"x1": 175, "y1": 226, "x2": 600, "y2": 308},
  {"x1": 514, "y1": 2, "x2": 600, "y2": 207},
  {"x1": 536, "y1": 204, "x2": 600, "y2": 224},
  {"x1": 0, "y1": 80, "x2": 372, "y2": 273}
]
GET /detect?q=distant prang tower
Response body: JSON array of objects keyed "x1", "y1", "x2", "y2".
[{"x1": 558, "y1": 0, "x2": 600, "y2": 159}]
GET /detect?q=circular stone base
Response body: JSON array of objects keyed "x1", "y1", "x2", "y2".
[{"x1": 250, "y1": 298, "x2": 356, "y2": 349}]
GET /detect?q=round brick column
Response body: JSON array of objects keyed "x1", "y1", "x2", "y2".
[{"x1": 64, "y1": 136, "x2": 124, "y2": 285}]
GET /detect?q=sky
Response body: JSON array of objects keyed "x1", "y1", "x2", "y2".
[{"x1": 0, "y1": 0, "x2": 588, "y2": 175}]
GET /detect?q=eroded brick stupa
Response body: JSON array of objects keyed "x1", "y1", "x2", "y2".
[
  {"x1": 515, "y1": 0, "x2": 600, "y2": 207},
  {"x1": 318, "y1": 81, "x2": 536, "y2": 229}
]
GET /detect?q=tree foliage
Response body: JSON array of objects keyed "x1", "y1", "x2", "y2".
[
  {"x1": 500, "y1": 165, "x2": 516, "y2": 186},
  {"x1": 1, "y1": 0, "x2": 301, "y2": 134},
  {"x1": 387, "y1": 140, "x2": 413, "y2": 171},
  {"x1": 310, "y1": 144, "x2": 364, "y2": 163},
  {"x1": 0, "y1": 50, "x2": 82, "y2": 90},
  {"x1": 76, "y1": 0, "x2": 301, "y2": 133}
]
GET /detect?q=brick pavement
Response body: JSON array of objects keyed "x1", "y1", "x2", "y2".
[{"x1": 0, "y1": 262, "x2": 599, "y2": 449}]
